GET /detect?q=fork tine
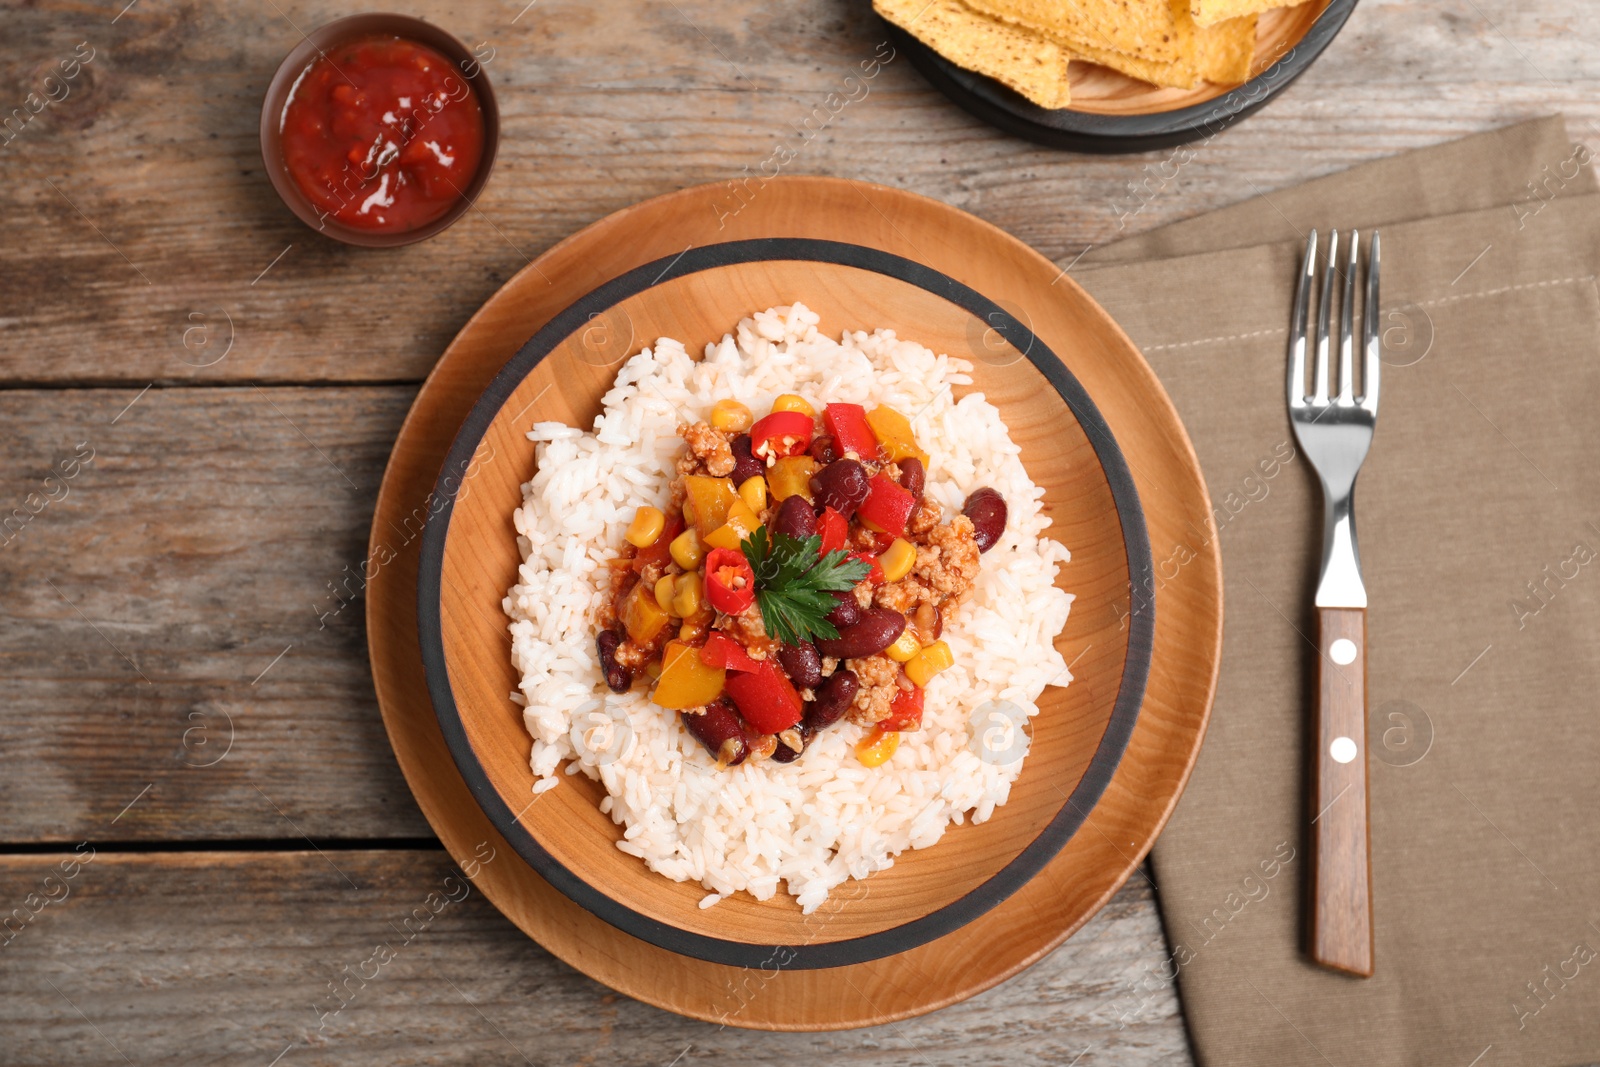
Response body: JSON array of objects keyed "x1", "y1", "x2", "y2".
[
  {"x1": 1361, "y1": 231, "x2": 1381, "y2": 414},
  {"x1": 1338, "y1": 230, "x2": 1358, "y2": 403},
  {"x1": 1288, "y1": 229, "x2": 1317, "y2": 409},
  {"x1": 1313, "y1": 229, "x2": 1339, "y2": 403}
]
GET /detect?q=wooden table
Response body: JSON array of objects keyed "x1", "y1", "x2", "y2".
[{"x1": 2, "y1": 1, "x2": 1591, "y2": 1061}]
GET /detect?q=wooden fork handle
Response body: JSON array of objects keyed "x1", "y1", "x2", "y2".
[{"x1": 1310, "y1": 606, "x2": 1374, "y2": 977}]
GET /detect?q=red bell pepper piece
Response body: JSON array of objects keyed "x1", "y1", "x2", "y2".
[
  {"x1": 817, "y1": 506, "x2": 848, "y2": 556},
  {"x1": 845, "y1": 549, "x2": 885, "y2": 585},
  {"x1": 750, "y1": 411, "x2": 813, "y2": 459},
  {"x1": 880, "y1": 686, "x2": 924, "y2": 732},
  {"x1": 723, "y1": 659, "x2": 804, "y2": 732},
  {"x1": 704, "y1": 547, "x2": 756, "y2": 615},
  {"x1": 632, "y1": 510, "x2": 684, "y2": 575},
  {"x1": 700, "y1": 632, "x2": 760, "y2": 673},
  {"x1": 823, "y1": 403, "x2": 878, "y2": 460},
  {"x1": 856, "y1": 474, "x2": 915, "y2": 538}
]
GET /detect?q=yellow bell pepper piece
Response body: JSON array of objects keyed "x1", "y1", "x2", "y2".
[
  {"x1": 738, "y1": 475, "x2": 767, "y2": 513},
  {"x1": 653, "y1": 640, "x2": 726, "y2": 710},
  {"x1": 855, "y1": 727, "x2": 900, "y2": 767},
  {"x1": 684, "y1": 475, "x2": 738, "y2": 539},
  {"x1": 766, "y1": 455, "x2": 817, "y2": 502},
  {"x1": 625, "y1": 506, "x2": 665, "y2": 548},
  {"x1": 878, "y1": 538, "x2": 916, "y2": 583},
  {"x1": 906, "y1": 640, "x2": 954, "y2": 687},
  {"x1": 619, "y1": 580, "x2": 671, "y2": 646},
  {"x1": 885, "y1": 628, "x2": 921, "y2": 662},
  {"x1": 710, "y1": 399, "x2": 754, "y2": 432},
  {"x1": 702, "y1": 500, "x2": 761, "y2": 551},
  {"x1": 866, "y1": 405, "x2": 929, "y2": 465}
]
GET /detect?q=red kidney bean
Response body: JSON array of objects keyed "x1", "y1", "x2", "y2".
[
  {"x1": 912, "y1": 601, "x2": 942, "y2": 645},
  {"x1": 729, "y1": 434, "x2": 764, "y2": 486},
  {"x1": 681, "y1": 698, "x2": 751, "y2": 766},
  {"x1": 777, "y1": 641, "x2": 823, "y2": 690},
  {"x1": 805, "y1": 669, "x2": 859, "y2": 730},
  {"x1": 808, "y1": 434, "x2": 839, "y2": 465},
  {"x1": 771, "y1": 495, "x2": 817, "y2": 541},
  {"x1": 963, "y1": 487, "x2": 1008, "y2": 552},
  {"x1": 596, "y1": 630, "x2": 632, "y2": 693},
  {"x1": 817, "y1": 607, "x2": 906, "y2": 660},
  {"x1": 826, "y1": 591, "x2": 861, "y2": 628},
  {"x1": 809, "y1": 459, "x2": 871, "y2": 519},
  {"x1": 768, "y1": 723, "x2": 809, "y2": 764},
  {"x1": 898, "y1": 457, "x2": 925, "y2": 499}
]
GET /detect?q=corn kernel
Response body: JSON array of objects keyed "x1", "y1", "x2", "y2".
[
  {"x1": 855, "y1": 728, "x2": 900, "y2": 768},
  {"x1": 878, "y1": 537, "x2": 916, "y2": 583},
  {"x1": 771, "y1": 393, "x2": 815, "y2": 418},
  {"x1": 885, "y1": 628, "x2": 921, "y2": 662},
  {"x1": 671, "y1": 572, "x2": 703, "y2": 618},
  {"x1": 645, "y1": 659, "x2": 663, "y2": 680},
  {"x1": 654, "y1": 575, "x2": 679, "y2": 615},
  {"x1": 710, "y1": 399, "x2": 754, "y2": 432},
  {"x1": 738, "y1": 475, "x2": 767, "y2": 513},
  {"x1": 906, "y1": 640, "x2": 954, "y2": 687},
  {"x1": 669, "y1": 528, "x2": 704, "y2": 570},
  {"x1": 625, "y1": 506, "x2": 666, "y2": 548}
]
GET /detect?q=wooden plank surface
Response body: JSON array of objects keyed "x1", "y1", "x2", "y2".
[
  {"x1": 0, "y1": 850, "x2": 1183, "y2": 1065},
  {"x1": 1, "y1": 1, "x2": 1598, "y2": 385},
  {"x1": 3, "y1": 0, "x2": 1596, "y2": 1059}
]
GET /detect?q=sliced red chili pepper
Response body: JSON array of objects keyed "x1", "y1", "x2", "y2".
[
  {"x1": 723, "y1": 659, "x2": 803, "y2": 732},
  {"x1": 750, "y1": 411, "x2": 813, "y2": 459},
  {"x1": 699, "y1": 632, "x2": 760, "y2": 673},
  {"x1": 822, "y1": 403, "x2": 878, "y2": 460},
  {"x1": 881, "y1": 685, "x2": 924, "y2": 732},
  {"x1": 817, "y1": 506, "x2": 848, "y2": 556},
  {"x1": 632, "y1": 510, "x2": 684, "y2": 575},
  {"x1": 845, "y1": 549, "x2": 885, "y2": 585},
  {"x1": 704, "y1": 547, "x2": 756, "y2": 615},
  {"x1": 856, "y1": 473, "x2": 915, "y2": 538}
]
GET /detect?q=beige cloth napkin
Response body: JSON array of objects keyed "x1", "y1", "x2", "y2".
[{"x1": 1067, "y1": 118, "x2": 1600, "y2": 1067}]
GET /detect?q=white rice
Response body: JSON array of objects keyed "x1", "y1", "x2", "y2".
[{"x1": 503, "y1": 303, "x2": 1073, "y2": 912}]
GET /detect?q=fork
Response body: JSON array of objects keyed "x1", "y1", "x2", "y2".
[{"x1": 1287, "y1": 228, "x2": 1380, "y2": 978}]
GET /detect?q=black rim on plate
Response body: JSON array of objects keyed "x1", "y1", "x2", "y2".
[
  {"x1": 887, "y1": 0, "x2": 1359, "y2": 153},
  {"x1": 417, "y1": 238, "x2": 1156, "y2": 969}
]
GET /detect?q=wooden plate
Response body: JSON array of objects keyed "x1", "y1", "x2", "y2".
[
  {"x1": 417, "y1": 239, "x2": 1155, "y2": 967},
  {"x1": 367, "y1": 177, "x2": 1222, "y2": 1027},
  {"x1": 890, "y1": 0, "x2": 1355, "y2": 153}
]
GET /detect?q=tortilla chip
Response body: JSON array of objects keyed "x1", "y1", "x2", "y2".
[
  {"x1": 1067, "y1": 41, "x2": 1200, "y2": 90},
  {"x1": 875, "y1": 0, "x2": 1073, "y2": 109},
  {"x1": 1192, "y1": 0, "x2": 1304, "y2": 28},
  {"x1": 965, "y1": 0, "x2": 1196, "y2": 64},
  {"x1": 1198, "y1": 14, "x2": 1257, "y2": 83}
]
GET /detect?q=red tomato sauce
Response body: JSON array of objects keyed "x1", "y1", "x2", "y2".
[{"x1": 279, "y1": 35, "x2": 484, "y2": 232}]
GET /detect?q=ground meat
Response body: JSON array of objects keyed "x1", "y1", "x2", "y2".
[
  {"x1": 874, "y1": 575, "x2": 935, "y2": 614},
  {"x1": 680, "y1": 421, "x2": 736, "y2": 477},
  {"x1": 906, "y1": 497, "x2": 942, "y2": 538},
  {"x1": 614, "y1": 638, "x2": 656, "y2": 669},
  {"x1": 847, "y1": 653, "x2": 901, "y2": 725},
  {"x1": 914, "y1": 516, "x2": 981, "y2": 599},
  {"x1": 852, "y1": 581, "x2": 874, "y2": 608},
  {"x1": 719, "y1": 604, "x2": 769, "y2": 649}
]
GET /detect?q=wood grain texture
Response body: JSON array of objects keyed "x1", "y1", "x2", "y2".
[
  {"x1": 1309, "y1": 605, "x2": 1372, "y2": 977},
  {"x1": 4, "y1": 1, "x2": 1600, "y2": 385},
  {"x1": 0, "y1": 387, "x2": 431, "y2": 842},
  {"x1": 0, "y1": 850, "x2": 1183, "y2": 1066}
]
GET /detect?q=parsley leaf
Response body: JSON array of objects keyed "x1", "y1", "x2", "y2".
[{"x1": 741, "y1": 527, "x2": 871, "y2": 646}]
